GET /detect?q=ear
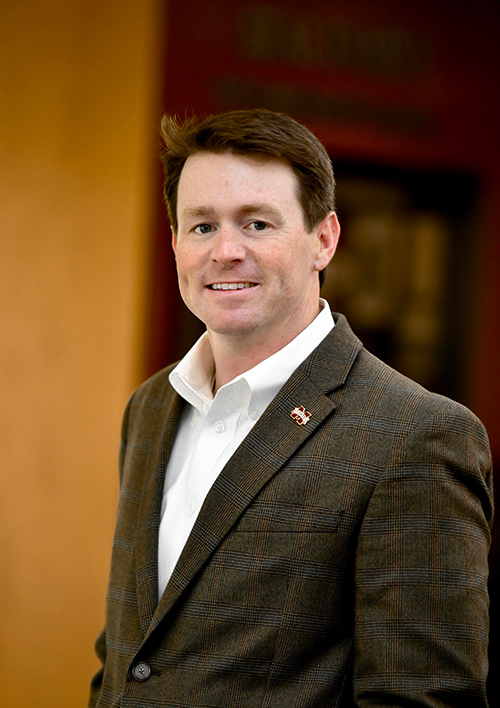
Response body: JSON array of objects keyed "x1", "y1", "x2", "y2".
[
  {"x1": 171, "y1": 229, "x2": 178, "y2": 256},
  {"x1": 313, "y1": 211, "x2": 340, "y2": 271}
]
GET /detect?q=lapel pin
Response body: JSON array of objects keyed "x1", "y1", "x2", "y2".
[{"x1": 290, "y1": 405, "x2": 311, "y2": 426}]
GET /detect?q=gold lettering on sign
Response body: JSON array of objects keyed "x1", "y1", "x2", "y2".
[
  {"x1": 238, "y1": 5, "x2": 434, "y2": 81},
  {"x1": 215, "y1": 77, "x2": 433, "y2": 134}
]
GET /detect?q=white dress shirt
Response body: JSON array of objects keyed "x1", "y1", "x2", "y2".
[{"x1": 157, "y1": 299, "x2": 334, "y2": 597}]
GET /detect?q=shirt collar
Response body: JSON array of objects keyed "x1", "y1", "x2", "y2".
[{"x1": 169, "y1": 299, "x2": 334, "y2": 414}]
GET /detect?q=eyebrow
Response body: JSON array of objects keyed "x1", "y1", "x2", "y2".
[
  {"x1": 180, "y1": 206, "x2": 216, "y2": 220},
  {"x1": 180, "y1": 204, "x2": 283, "y2": 220},
  {"x1": 238, "y1": 204, "x2": 282, "y2": 220}
]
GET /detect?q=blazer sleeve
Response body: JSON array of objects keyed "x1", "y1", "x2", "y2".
[
  {"x1": 88, "y1": 392, "x2": 134, "y2": 708},
  {"x1": 353, "y1": 400, "x2": 493, "y2": 707},
  {"x1": 88, "y1": 629, "x2": 106, "y2": 708}
]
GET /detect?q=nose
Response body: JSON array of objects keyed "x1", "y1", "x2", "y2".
[{"x1": 211, "y1": 227, "x2": 246, "y2": 265}]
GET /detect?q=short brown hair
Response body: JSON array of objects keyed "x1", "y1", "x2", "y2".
[{"x1": 159, "y1": 108, "x2": 335, "y2": 235}]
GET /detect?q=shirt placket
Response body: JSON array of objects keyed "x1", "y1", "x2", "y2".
[{"x1": 185, "y1": 379, "x2": 250, "y2": 513}]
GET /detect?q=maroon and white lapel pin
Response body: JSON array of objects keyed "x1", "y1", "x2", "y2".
[{"x1": 290, "y1": 405, "x2": 312, "y2": 426}]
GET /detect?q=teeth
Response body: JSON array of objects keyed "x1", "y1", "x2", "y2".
[{"x1": 211, "y1": 282, "x2": 255, "y2": 290}]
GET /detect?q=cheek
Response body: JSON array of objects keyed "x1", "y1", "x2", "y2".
[
  {"x1": 273, "y1": 244, "x2": 312, "y2": 280},
  {"x1": 175, "y1": 247, "x2": 198, "y2": 279}
]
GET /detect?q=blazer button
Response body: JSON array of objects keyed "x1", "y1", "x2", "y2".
[{"x1": 132, "y1": 661, "x2": 151, "y2": 681}]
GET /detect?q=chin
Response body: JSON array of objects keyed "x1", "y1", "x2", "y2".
[{"x1": 207, "y1": 317, "x2": 261, "y2": 337}]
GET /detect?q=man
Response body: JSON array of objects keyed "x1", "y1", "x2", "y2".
[{"x1": 90, "y1": 109, "x2": 493, "y2": 707}]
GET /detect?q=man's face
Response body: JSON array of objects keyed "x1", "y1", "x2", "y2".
[{"x1": 172, "y1": 152, "x2": 338, "y2": 351}]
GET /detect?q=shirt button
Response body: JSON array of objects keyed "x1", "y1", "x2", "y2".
[
  {"x1": 214, "y1": 421, "x2": 226, "y2": 433},
  {"x1": 132, "y1": 661, "x2": 151, "y2": 681},
  {"x1": 188, "y1": 503, "x2": 196, "y2": 515}
]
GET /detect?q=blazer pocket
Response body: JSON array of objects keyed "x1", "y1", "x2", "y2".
[{"x1": 233, "y1": 503, "x2": 342, "y2": 533}]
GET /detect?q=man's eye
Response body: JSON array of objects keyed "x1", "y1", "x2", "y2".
[
  {"x1": 194, "y1": 223, "x2": 213, "y2": 234},
  {"x1": 249, "y1": 221, "x2": 268, "y2": 231}
]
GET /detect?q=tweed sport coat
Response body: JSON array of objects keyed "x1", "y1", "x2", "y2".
[{"x1": 89, "y1": 314, "x2": 493, "y2": 708}]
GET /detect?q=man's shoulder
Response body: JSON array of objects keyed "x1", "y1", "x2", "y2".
[
  {"x1": 134, "y1": 362, "x2": 178, "y2": 397},
  {"x1": 353, "y1": 346, "x2": 464, "y2": 416},
  {"x1": 318, "y1": 314, "x2": 484, "y2": 427},
  {"x1": 124, "y1": 362, "x2": 179, "y2": 421}
]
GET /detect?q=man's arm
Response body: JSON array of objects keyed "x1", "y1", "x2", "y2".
[
  {"x1": 354, "y1": 400, "x2": 493, "y2": 706},
  {"x1": 88, "y1": 629, "x2": 106, "y2": 708},
  {"x1": 88, "y1": 392, "x2": 134, "y2": 708}
]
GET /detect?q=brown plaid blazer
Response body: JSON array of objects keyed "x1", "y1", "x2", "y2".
[{"x1": 90, "y1": 314, "x2": 493, "y2": 707}]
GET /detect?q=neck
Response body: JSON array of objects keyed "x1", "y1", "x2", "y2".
[
  {"x1": 209, "y1": 337, "x2": 278, "y2": 393},
  {"x1": 208, "y1": 307, "x2": 321, "y2": 393}
]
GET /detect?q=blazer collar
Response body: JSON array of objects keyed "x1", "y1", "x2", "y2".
[{"x1": 137, "y1": 313, "x2": 363, "y2": 638}]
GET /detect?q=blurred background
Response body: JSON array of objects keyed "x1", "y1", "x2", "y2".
[{"x1": 1, "y1": 0, "x2": 499, "y2": 705}]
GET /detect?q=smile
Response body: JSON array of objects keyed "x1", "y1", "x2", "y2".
[{"x1": 209, "y1": 282, "x2": 257, "y2": 290}]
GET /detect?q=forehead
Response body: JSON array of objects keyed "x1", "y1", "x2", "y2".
[{"x1": 177, "y1": 152, "x2": 301, "y2": 211}]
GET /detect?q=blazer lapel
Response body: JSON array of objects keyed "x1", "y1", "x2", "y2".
[
  {"x1": 134, "y1": 389, "x2": 184, "y2": 634},
  {"x1": 146, "y1": 315, "x2": 362, "y2": 634}
]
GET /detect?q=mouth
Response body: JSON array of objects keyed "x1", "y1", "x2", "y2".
[{"x1": 208, "y1": 282, "x2": 258, "y2": 290}]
